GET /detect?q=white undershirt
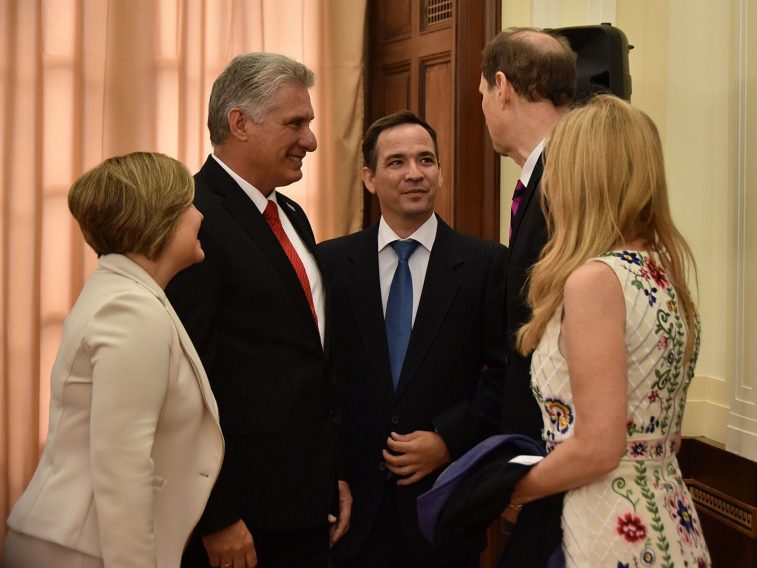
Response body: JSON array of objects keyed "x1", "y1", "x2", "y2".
[
  {"x1": 211, "y1": 154, "x2": 325, "y2": 346},
  {"x1": 377, "y1": 214, "x2": 437, "y2": 325}
]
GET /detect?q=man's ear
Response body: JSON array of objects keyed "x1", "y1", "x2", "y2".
[
  {"x1": 495, "y1": 71, "x2": 511, "y2": 106},
  {"x1": 361, "y1": 166, "x2": 377, "y2": 195},
  {"x1": 227, "y1": 108, "x2": 249, "y2": 141}
]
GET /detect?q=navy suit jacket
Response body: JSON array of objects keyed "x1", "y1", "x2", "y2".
[
  {"x1": 166, "y1": 157, "x2": 339, "y2": 540},
  {"x1": 318, "y1": 217, "x2": 507, "y2": 559},
  {"x1": 502, "y1": 156, "x2": 548, "y2": 441},
  {"x1": 500, "y1": 154, "x2": 565, "y2": 566}
]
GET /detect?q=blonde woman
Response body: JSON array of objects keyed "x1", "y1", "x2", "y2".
[
  {"x1": 3, "y1": 153, "x2": 224, "y2": 568},
  {"x1": 505, "y1": 96, "x2": 710, "y2": 566}
]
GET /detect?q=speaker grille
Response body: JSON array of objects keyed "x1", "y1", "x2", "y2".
[{"x1": 425, "y1": 0, "x2": 452, "y2": 26}]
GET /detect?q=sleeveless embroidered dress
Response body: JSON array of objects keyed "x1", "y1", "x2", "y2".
[{"x1": 530, "y1": 250, "x2": 711, "y2": 567}]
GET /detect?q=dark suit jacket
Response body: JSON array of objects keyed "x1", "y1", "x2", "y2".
[
  {"x1": 502, "y1": 156, "x2": 547, "y2": 441},
  {"x1": 500, "y1": 155, "x2": 565, "y2": 566},
  {"x1": 166, "y1": 157, "x2": 338, "y2": 540},
  {"x1": 317, "y1": 217, "x2": 507, "y2": 560}
]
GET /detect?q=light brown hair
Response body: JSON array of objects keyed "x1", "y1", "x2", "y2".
[
  {"x1": 481, "y1": 27, "x2": 576, "y2": 107},
  {"x1": 68, "y1": 152, "x2": 194, "y2": 259}
]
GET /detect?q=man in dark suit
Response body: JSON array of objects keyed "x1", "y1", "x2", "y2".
[
  {"x1": 479, "y1": 28, "x2": 576, "y2": 443},
  {"x1": 167, "y1": 52, "x2": 351, "y2": 568},
  {"x1": 478, "y1": 30, "x2": 576, "y2": 556},
  {"x1": 319, "y1": 111, "x2": 507, "y2": 567}
]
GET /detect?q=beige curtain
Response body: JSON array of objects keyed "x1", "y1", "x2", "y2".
[{"x1": 0, "y1": 0, "x2": 365, "y2": 542}]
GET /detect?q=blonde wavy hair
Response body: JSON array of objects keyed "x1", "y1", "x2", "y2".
[{"x1": 517, "y1": 95, "x2": 698, "y2": 364}]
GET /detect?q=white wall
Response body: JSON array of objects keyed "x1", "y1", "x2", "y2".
[{"x1": 499, "y1": 0, "x2": 757, "y2": 460}]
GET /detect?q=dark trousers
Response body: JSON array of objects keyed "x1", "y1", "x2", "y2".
[
  {"x1": 183, "y1": 523, "x2": 329, "y2": 568},
  {"x1": 331, "y1": 483, "x2": 480, "y2": 568}
]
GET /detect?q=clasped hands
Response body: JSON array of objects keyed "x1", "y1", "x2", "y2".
[{"x1": 382, "y1": 430, "x2": 451, "y2": 485}]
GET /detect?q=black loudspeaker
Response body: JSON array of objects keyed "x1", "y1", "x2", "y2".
[{"x1": 553, "y1": 23, "x2": 633, "y2": 101}]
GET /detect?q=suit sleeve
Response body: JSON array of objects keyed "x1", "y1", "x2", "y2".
[
  {"x1": 315, "y1": 242, "x2": 349, "y2": 483},
  {"x1": 165, "y1": 254, "x2": 243, "y2": 535},
  {"x1": 87, "y1": 292, "x2": 172, "y2": 568},
  {"x1": 431, "y1": 244, "x2": 508, "y2": 459}
]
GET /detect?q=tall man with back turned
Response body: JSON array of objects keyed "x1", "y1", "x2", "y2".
[
  {"x1": 478, "y1": 27, "x2": 576, "y2": 566},
  {"x1": 318, "y1": 111, "x2": 508, "y2": 567},
  {"x1": 479, "y1": 27, "x2": 576, "y2": 442},
  {"x1": 167, "y1": 52, "x2": 351, "y2": 568}
]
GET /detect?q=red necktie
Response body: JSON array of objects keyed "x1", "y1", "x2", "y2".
[
  {"x1": 263, "y1": 200, "x2": 318, "y2": 326},
  {"x1": 509, "y1": 179, "x2": 526, "y2": 244}
]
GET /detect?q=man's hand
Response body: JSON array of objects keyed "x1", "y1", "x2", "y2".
[
  {"x1": 202, "y1": 518, "x2": 257, "y2": 568},
  {"x1": 328, "y1": 480, "x2": 353, "y2": 547},
  {"x1": 382, "y1": 430, "x2": 451, "y2": 486}
]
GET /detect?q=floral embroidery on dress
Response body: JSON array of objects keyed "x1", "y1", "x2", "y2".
[
  {"x1": 664, "y1": 485, "x2": 703, "y2": 546},
  {"x1": 616, "y1": 512, "x2": 647, "y2": 543},
  {"x1": 601, "y1": 250, "x2": 668, "y2": 307},
  {"x1": 624, "y1": 439, "x2": 665, "y2": 460},
  {"x1": 640, "y1": 546, "x2": 656, "y2": 565},
  {"x1": 619, "y1": 250, "x2": 642, "y2": 266},
  {"x1": 544, "y1": 398, "x2": 573, "y2": 434},
  {"x1": 531, "y1": 249, "x2": 710, "y2": 566},
  {"x1": 643, "y1": 256, "x2": 668, "y2": 288}
]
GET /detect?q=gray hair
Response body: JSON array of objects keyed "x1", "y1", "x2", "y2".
[{"x1": 207, "y1": 52, "x2": 315, "y2": 146}]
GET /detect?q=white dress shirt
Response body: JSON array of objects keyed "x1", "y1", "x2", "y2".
[
  {"x1": 377, "y1": 214, "x2": 438, "y2": 325},
  {"x1": 519, "y1": 138, "x2": 546, "y2": 187}
]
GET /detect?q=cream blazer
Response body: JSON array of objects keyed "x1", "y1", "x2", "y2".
[{"x1": 7, "y1": 254, "x2": 224, "y2": 568}]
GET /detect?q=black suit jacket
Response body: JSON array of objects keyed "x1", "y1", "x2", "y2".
[
  {"x1": 502, "y1": 156, "x2": 547, "y2": 441},
  {"x1": 166, "y1": 157, "x2": 338, "y2": 538},
  {"x1": 317, "y1": 217, "x2": 507, "y2": 560}
]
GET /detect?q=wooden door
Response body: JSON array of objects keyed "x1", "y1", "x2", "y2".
[{"x1": 364, "y1": 0, "x2": 500, "y2": 241}]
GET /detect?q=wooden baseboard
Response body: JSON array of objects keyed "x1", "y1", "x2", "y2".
[{"x1": 679, "y1": 436, "x2": 757, "y2": 566}]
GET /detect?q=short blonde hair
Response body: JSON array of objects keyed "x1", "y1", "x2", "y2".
[
  {"x1": 518, "y1": 95, "x2": 698, "y2": 364},
  {"x1": 68, "y1": 152, "x2": 194, "y2": 260}
]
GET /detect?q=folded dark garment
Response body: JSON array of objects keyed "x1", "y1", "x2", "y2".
[
  {"x1": 416, "y1": 434, "x2": 543, "y2": 544},
  {"x1": 416, "y1": 433, "x2": 565, "y2": 568}
]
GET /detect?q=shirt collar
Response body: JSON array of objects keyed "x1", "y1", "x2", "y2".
[
  {"x1": 519, "y1": 138, "x2": 546, "y2": 187},
  {"x1": 211, "y1": 153, "x2": 277, "y2": 212},
  {"x1": 377, "y1": 214, "x2": 437, "y2": 253}
]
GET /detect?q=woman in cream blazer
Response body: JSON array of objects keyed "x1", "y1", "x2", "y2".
[{"x1": 3, "y1": 153, "x2": 224, "y2": 568}]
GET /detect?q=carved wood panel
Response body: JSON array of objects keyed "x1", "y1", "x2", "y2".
[{"x1": 365, "y1": 0, "x2": 499, "y2": 241}]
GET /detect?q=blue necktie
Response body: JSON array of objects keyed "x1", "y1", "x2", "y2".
[{"x1": 385, "y1": 239, "x2": 420, "y2": 390}]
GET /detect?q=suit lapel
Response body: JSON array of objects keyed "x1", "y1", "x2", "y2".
[
  {"x1": 277, "y1": 194, "x2": 317, "y2": 254},
  {"x1": 99, "y1": 253, "x2": 221, "y2": 423},
  {"x1": 395, "y1": 218, "x2": 462, "y2": 398},
  {"x1": 508, "y1": 153, "x2": 544, "y2": 259},
  {"x1": 198, "y1": 158, "x2": 320, "y2": 344},
  {"x1": 343, "y1": 226, "x2": 395, "y2": 403}
]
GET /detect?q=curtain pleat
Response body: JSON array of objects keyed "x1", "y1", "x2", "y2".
[{"x1": 0, "y1": 0, "x2": 366, "y2": 544}]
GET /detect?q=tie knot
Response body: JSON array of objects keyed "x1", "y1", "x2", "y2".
[
  {"x1": 263, "y1": 200, "x2": 279, "y2": 222},
  {"x1": 513, "y1": 179, "x2": 526, "y2": 198},
  {"x1": 391, "y1": 239, "x2": 420, "y2": 262}
]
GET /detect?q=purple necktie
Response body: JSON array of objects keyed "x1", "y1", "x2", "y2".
[{"x1": 509, "y1": 179, "x2": 526, "y2": 244}]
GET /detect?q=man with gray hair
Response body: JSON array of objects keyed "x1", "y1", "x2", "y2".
[{"x1": 168, "y1": 52, "x2": 351, "y2": 568}]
